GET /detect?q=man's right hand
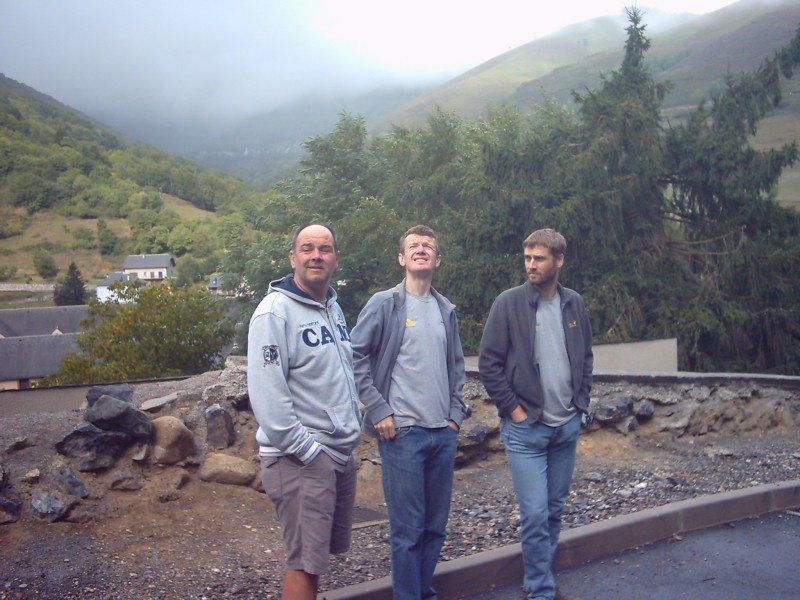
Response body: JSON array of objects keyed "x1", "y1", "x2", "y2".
[
  {"x1": 375, "y1": 416, "x2": 397, "y2": 440},
  {"x1": 510, "y1": 405, "x2": 528, "y2": 423}
]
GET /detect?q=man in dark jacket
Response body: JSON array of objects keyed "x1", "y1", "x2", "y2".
[{"x1": 479, "y1": 228, "x2": 592, "y2": 600}]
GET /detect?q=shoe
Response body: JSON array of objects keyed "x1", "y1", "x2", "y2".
[{"x1": 555, "y1": 587, "x2": 581, "y2": 600}]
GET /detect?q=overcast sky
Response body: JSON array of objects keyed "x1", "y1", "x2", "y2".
[{"x1": 0, "y1": 0, "x2": 739, "y2": 124}]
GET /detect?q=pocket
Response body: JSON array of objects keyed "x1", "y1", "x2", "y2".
[
  {"x1": 259, "y1": 456, "x2": 282, "y2": 503},
  {"x1": 321, "y1": 401, "x2": 358, "y2": 435},
  {"x1": 392, "y1": 426, "x2": 413, "y2": 440}
]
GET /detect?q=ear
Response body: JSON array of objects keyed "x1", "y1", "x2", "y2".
[
  {"x1": 289, "y1": 250, "x2": 296, "y2": 269},
  {"x1": 398, "y1": 253, "x2": 406, "y2": 267},
  {"x1": 555, "y1": 253, "x2": 565, "y2": 269}
]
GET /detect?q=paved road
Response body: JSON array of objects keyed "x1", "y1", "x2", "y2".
[{"x1": 464, "y1": 510, "x2": 800, "y2": 600}]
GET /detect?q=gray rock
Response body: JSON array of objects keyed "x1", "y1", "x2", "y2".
[
  {"x1": 55, "y1": 464, "x2": 89, "y2": 498},
  {"x1": 55, "y1": 422, "x2": 132, "y2": 472},
  {"x1": 4, "y1": 437, "x2": 34, "y2": 453},
  {"x1": 204, "y1": 403, "x2": 235, "y2": 449},
  {"x1": 0, "y1": 494, "x2": 21, "y2": 523},
  {"x1": 140, "y1": 392, "x2": 179, "y2": 412},
  {"x1": 108, "y1": 470, "x2": 143, "y2": 491},
  {"x1": 460, "y1": 423, "x2": 489, "y2": 447},
  {"x1": 595, "y1": 395, "x2": 634, "y2": 424},
  {"x1": 633, "y1": 399, "x2": 655, "y2": 419},
  {"x1": 31, "y1": 490, "x2": 69, "y2": 522},
  {"x1": 86, "y1": 394, "x2": 153, "y2": 440},
  {"x1": 86, "y1": 384, "x2": 134, "y2": 406}
]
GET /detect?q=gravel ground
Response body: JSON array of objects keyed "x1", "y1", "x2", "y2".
[{"x1": 1, "y1": 422, "x2": 798, "y2": 599}]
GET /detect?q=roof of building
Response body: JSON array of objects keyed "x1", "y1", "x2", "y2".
[
  {"x1": 0, "y1": 334, "x2": 81, "y2": 380},
  {"x1": 0, "y1": 305, "x2": 90, "y2": 338},
  {"x1": 121, "y1": 254, "x2": 175, "y2": 270},
  {"x1": 207, "y1": 273, "x2": 221, "y2": 289},
  {"x1": 97, "y1": 272, "x2": 139, "y2": 287}
]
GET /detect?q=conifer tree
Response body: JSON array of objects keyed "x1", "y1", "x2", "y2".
[{"x1": 53, "y1": 262, "x2": 87, "y2": 306}]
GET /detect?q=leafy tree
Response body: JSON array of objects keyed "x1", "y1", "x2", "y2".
[
  {"x1": 33, "y1": 248, "x2": 58, "y2": 279},
  {"x1": 174, "y1": 255, "x2": 206, "y2": 288},
  {"x1": 46, "y1": 282, "x2": 234, "y2": 384},
  {"x1": 53, "y1": 262, "x2": 86, "y2": 305},
  {"x1": 96, "y1": 218, "x2": 121, "y2": 255}
]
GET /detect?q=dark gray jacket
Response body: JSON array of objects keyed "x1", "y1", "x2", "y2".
[{"x1": 478, "y1": 282, "x2": 593, "y2": 422}]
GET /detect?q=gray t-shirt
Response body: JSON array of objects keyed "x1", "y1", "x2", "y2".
[
  {"x1": 388, "y1": 291, "x2": 450, "y2": 428},
  {"x1": 534, "y1": 292, "x2": 575, "y2": 426}
]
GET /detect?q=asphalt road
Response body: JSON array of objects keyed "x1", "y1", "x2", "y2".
[{"x1": 464, "y1": 510, "x2": 800, "y2": 600}]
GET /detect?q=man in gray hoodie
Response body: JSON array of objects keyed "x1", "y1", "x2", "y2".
[
  {"x1": 351, "y1": 225, "x2": 468, "y2": 600},
  {"x1": 247, "y1": 223, "x2": 361, "y2": 600}
]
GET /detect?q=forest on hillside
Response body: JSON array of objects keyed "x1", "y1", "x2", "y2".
[{"x1": 1, "y1": 11, "x2": 799, "y2": 376}]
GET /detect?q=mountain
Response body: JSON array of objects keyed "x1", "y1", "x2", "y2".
[
  {"x1": 192, "y1": 87, "x2": 428, "y2": 190},
  {"x1": 176, "y1": 0, "x2": 800, "y2": 187},
  {"x1": 384, "y1": 0, "x2": 800, "y2": 127}
]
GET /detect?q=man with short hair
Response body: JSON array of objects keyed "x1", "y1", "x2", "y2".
[
  {"x1": 479, "y1": 228, "x2": 592, "y2": 600},
  {"x1": 351, "y1": 225, "x2": 468, "y2": 600},
  {"x1": 247, "y1": 223, "x2": 361, "y2": 600}
]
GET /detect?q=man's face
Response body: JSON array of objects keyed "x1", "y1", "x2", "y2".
[
  {"x1": 524, "y1": 244, "x2": 563, "y2": 288},
  {"x1": 398, "y1": 234, "x2": 441, "y2": 275},
  {"x1": 289, "y1": 225, "x2": 339, "y2": 300}
]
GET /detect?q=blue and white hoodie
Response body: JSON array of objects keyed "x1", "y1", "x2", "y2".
[{"x1": 247, "y1": 275, "x2": 361, "y2": 464}]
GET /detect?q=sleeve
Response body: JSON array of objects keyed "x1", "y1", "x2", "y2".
[
  {"x1": 247, "y1": 309, "x2": 320, "y2": 463},
  {"x1": 350, "y1": 300, "x2": 394, "y2": 427},
  {"x1": 448, "y1": 312, "x2": 468, "y2": 427},
  {"x1": 478, "y1": 295, "x2": 519, "y2": 418}
]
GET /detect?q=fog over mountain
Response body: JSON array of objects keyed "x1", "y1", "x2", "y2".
[{"x1": 0, "y1": 0, "x2": 740, "y2": 154}]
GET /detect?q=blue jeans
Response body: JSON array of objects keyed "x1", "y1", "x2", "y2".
[
  {"x1": 500, "y1": 414, "x2": 581, "y2": 600},
  {"x1": 379, "y1": 425, "x2": 458, "y2": 600}
]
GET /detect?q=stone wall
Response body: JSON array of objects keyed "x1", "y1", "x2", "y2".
[{"x1": 0, "y1": 356, "x2": 797, "y2": 525}]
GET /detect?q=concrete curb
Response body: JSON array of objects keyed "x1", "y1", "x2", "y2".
[{"x1": 320, "y1": 479, "x2": 800, "y2": 599}]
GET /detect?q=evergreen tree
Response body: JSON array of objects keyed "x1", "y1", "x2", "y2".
[{"x1": 53, "y1": 262, "x2": 86, "y2": 306}]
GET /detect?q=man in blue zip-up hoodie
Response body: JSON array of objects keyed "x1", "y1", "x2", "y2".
[
  {"x1": 351, "y1": 225, "x2": 468, "y2": 600},
  {"x1": 479, "y1": 228, "x2": 592, "y2": 600},
  {"x1": 247, "y1": 224, "x2": 361, "y2": 600}
]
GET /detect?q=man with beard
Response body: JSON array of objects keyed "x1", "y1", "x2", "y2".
[{"x1": 478, "y1": 228, "x2": 593, "y2": 600}]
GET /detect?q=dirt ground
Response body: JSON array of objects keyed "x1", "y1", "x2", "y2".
[{"x1": 1, "y1": 402, "x2": 798, "y2": 599}]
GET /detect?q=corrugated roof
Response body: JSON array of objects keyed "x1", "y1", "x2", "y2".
[
  {"x1": 0, "y1": 334, "x2": 81, "y2": 379},
  {"x1": 0, "y1": 305, "x2": 90, "y2": 338},
  {"x1": 97, "y1": 272, "x2": 139, "y2": 286},
  {"x1": 121, "y1": 254, "x2": 175, "y2": 270}
]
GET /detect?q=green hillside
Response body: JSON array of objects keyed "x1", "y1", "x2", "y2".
[{"x1": 0, "y1": 74, "x2": 265, "y2": 286}]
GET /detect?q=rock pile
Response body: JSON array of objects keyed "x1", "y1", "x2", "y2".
[{"x1": 1, "y1": 358, "x2": 798, "y2": 529}]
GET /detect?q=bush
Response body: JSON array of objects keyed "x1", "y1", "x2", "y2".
[{"x1": 33, "y1": 248, "x2": 58, "y2": 279}]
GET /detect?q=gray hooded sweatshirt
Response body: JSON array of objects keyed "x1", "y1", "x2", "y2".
[{"x1": 247, "y1": 275, "x2": 361, "y2": 464}]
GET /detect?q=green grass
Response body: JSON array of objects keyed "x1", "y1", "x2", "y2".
[
  {"x1": 162, "y1": 194, "x2": 217, "y2": 221},
  {"x1": 0, "y1": 214, "x2": 129, "y2": 282}
]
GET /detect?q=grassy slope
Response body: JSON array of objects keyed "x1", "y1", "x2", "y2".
[{"x1": 0, "y1": 194, "x2": 215, "y2": 283}]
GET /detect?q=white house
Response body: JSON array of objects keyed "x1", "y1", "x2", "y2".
[
  {"x1": 96, "y1": 272, "x2": 139, "y2": 302},
  {"x1": 121, "y1": 254, "x2": 175, "y2": 283}
]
